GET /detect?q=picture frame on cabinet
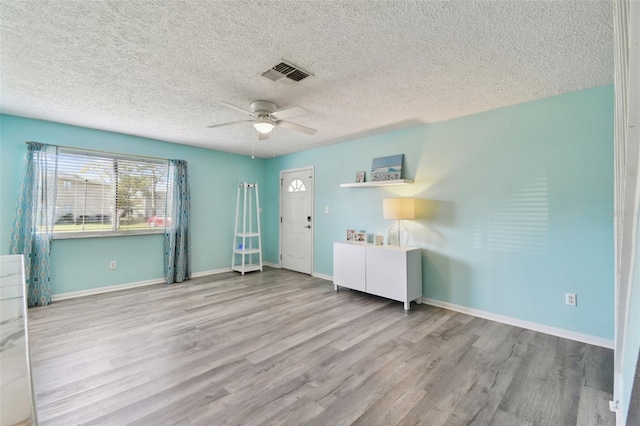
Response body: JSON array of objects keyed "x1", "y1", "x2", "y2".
[
  {"x1": 354, "y1": 232, "x2": 366, "y2": 242},
  {"x1": 355, "y1": 171, "x2": 365, "y2": 183},
  {"x1": 346, "y1": 229, "x2": 355, "y2": 241}
]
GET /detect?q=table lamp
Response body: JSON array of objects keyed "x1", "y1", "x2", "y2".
[{"x1": 383, "y1": 198, "x2": 415, "y2": 246}]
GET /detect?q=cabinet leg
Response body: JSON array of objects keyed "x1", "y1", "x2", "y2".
[
  {"x1": 404, "y1": 301, "x2": 410, "y2": 310},
  {"x1": 334, "y1": 284, "x2": 338, "y2": 291},
  {"x1": 416, "y1": 298, "x2": 422, "y2": 305}
]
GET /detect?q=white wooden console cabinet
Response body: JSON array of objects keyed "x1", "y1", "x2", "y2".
[{"x1": 333, "y1": 242, "x2": 422, "y2": 310}]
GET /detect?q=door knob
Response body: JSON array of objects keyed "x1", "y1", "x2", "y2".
[{"x1": 304, "y1": 225, "x2": 311, "y2": 229}]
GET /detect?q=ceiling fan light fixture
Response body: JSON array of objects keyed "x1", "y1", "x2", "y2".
[{"x1": 253, "y1": 116, "x2": 275, "y2": 134}]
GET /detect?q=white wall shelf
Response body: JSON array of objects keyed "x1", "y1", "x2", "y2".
[{"x1": 339, "y1": 179, "x2": 413, "y2": 188}]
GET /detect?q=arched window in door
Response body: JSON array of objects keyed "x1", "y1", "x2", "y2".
[{"x1": 288, "y1": 178, "x2": 306, "y2": 192}]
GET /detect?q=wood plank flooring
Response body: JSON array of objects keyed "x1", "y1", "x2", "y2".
[{"x1": 27, "y1": 268, "x2": 615, "y2": 425}]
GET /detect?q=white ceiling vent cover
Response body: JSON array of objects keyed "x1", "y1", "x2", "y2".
[{"x1": 261, "y1": 61, "x2": 312, "y2": 85}]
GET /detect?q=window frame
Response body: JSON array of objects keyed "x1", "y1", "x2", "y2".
[{"x1": 52, "y1": 148, "x2": 171, "y2": 240}]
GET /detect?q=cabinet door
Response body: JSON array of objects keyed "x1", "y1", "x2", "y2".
[
  {"x1": 365, "y1": 246, "x2": 407, "y2": 302},
  {"x1": 333, "y1": 243, "x2": 366, "y2": 291}
]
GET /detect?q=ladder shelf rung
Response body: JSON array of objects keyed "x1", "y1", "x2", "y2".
[
  {"x1": 235, "y1": 232, "x2": 260, "y2": 237},
  {"x1": 234, "y1": 248, "x2": 261, "y2": 254},
  {"x1": 232, "y1": 264, "x2": 262, "y2": 273}
]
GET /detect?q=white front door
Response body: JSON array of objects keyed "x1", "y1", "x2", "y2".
[{"x1": 280, "y1": 167, "x2": 313, "y2": 274}]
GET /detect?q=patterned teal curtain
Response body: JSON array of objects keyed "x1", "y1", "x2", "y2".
[
  {"x1": 10, "y1": 142, "x2": 58, "y2": 306},
  {"x1": 164, "y1": 159, "x2": 191, "y2": 284}
]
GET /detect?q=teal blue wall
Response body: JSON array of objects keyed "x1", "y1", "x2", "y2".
[
  {"x1": 0, "y1": 86, "x2": 615, "y2": 340},
  {"x1": 0, "y1": 115, "x2": 266, "y2": 294},
  {"x1": 265, "y1": 85, "x2": 615, "y2": 340}
]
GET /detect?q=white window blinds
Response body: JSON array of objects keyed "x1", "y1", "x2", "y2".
[{"x1": 53, "y1": 147, "x2": 171, "y2": 237}]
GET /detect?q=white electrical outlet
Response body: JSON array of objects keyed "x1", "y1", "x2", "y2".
[
  {"x1": 566, "y1": 293, "x2": 576, "y2": 306},
  {"x1": 109, "y1": 260, "x2": 117, "y2": 270}
]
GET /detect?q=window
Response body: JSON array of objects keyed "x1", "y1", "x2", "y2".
[
  {"x1": 53, "y1": 148, "x2": 171, "y2": 238},
  {"x1": 288, "y1": 178, "x2": 306, "y2": 192}
]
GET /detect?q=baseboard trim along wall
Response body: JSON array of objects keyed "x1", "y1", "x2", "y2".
[
  {"x1": 313, "y1": 272, "x2": 333, "y2": 281},
  {"x1": 313, "y1": 273, "x2": 614, "y2": 349},
  {"x1": 191, "y1": 268, "x2": 232, "y2": 278},
  {"x1": 50, "y1": 270, "x2": 613, "y2": 349},
  {"x1": 302, "y1": 273, "x2": 612, "y2": 349},
  {"x1": 422, "y1": 297, "x2": 614, "y2": 349},
  {"x1": 52, "y1": 277, "x2": 164, "y2": 301},
  {"x1": 263, "y1": 262, "x2": 280, "y2": 269},
  {"x1": 52, "y1": 267, "x2": 232, "y2": 301}
]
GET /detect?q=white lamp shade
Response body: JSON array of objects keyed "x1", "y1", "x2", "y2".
[
  {"x1": 383, "y1": 198, "x2": 415, "y2": 220},
  {"x1": 253, "y1": 116, "x2": 275, "y2": 134}
]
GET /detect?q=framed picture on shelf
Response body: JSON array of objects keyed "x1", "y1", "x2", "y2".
[
  {"x1": 355, "y1": 171, "x2": 365, "y2": 183},
  {"x1": 354, "y1": 232, "x2": 366, "y2": 243},
  {"x1": 346, "y1": 229, "x2": 355, "y2": 241},
  {"x1": 371, "y1": 154, "x2": 403, "y2": 181}
]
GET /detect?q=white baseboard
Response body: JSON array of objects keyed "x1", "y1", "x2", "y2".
[
  {"x1": 192, "y1": 267, "x2": 232, "y2": 278},
  {"x1": 51, "y1": 270, "x2": 612, "y2": 349},
  {"x1": 313, "y1": 272, "x2": 333, "y2": 281},
  {"x1": 263, "y1": 262, "x2": 280, "y2": 269},
  {"x1": 52, "y1": 277, "x2": 164, "y2": 301},
  {"x1": 422, "y1": 297, "x2": 614, "y2": 349},
  {"x1": 53, "y1": 267, "x2": 232, "y2": 301}
]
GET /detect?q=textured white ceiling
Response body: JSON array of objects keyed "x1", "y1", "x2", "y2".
[{"x1": 0, "y1": 1, "x2": 613, "y2": 158}]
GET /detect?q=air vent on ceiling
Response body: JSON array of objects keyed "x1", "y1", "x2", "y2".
[{"x1": 261, "y1": 61, "x2": 312, "y2": 85}]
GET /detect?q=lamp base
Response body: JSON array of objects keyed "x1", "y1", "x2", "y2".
[{"x1": 388, "y1": 220, "x2": 409, "y2": 246}]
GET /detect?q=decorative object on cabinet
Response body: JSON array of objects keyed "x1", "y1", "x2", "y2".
[
  {"x1": 375, "y1": 234, "x2": 384, "y2": 245},
  {"x1": 355, "y1": 171, "x2": 365, "y2": 183},
  {"x1": 346, "y1": 229, "x2": 355, "y2": 241},
  {"x1": 371, "y1": 154, "x2": 403, "y2": 182},
  {"x1": 333, "y1": 242, "x2": 422, "y2": 310},
  {"x1": 354, "y1": 232, "x2": 366, "y2": 242},
  {"x1": 383, "y1": 198, "x2": 415, "y2": 247}
]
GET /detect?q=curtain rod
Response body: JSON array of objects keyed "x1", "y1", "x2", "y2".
[{"x1": 25, "y1": 141, "x2": 171, "y2": 162}]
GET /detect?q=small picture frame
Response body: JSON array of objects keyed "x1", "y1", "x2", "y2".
[
  {"x1": 346, "y1": 229, "x2": 355, "y2": 241},
  {"x1": 355, "y1": 171, "x2": 365, "y2": 183},
  {"x1": 375, "y1": 235, "x2": 384, "y2": 245},
  {"x1": 354, "y1": 232, "x2": 366, "y2": 243}
]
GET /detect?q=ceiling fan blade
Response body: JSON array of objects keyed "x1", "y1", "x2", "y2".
[
  {"x1": 258, "y1": 132, "x2": 269, "y2": 141},
  {"x1": 276, "y1": 120, "x2": 317, "y2": 135},
  {"x1": 207, "y1": 120, "x2": 252, "y2": 129},
  {"x1": 270, "y1": 106, "x2": 307, "y2": 120},
  {"x1": 218, "y1": 102, "x2": 256, "y2": 117}
]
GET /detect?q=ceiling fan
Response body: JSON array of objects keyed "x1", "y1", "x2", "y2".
[{"x1": 208, "y1": 100, "x2": 317, "y2": 140}]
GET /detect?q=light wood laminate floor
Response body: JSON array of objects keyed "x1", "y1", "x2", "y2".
[{"x1": 28, "y1": 268, "x2": 615, "y2": 425}]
